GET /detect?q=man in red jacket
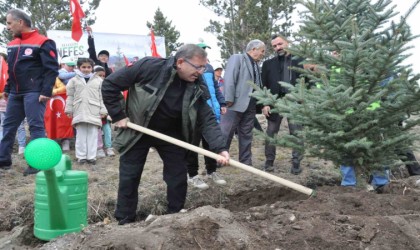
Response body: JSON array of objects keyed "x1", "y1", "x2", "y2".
[{"x1": 0, "y1": 8, "x2": 58, "y2": 175}]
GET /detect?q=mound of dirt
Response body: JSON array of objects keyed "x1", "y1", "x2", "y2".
[{"x1": 41, "y1": 206, "x2": 259, "y2": 249}]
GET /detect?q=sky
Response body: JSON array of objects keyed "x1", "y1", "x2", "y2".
[
  {"x1": 0, "y1": 1, "x2": 418, "y2": 72},
  {"x1": 90, "y1": 0, "x2": 224, "y2": 64},
  {"x1": 91, "y1": 0, "x2": 420, "y2": 73}
]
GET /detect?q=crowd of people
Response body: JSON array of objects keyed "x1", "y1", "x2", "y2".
[
  {"x1": 0, "y1": 9, "x2": 115, "y2": 176},
  {"x1": 1, "y1": 8, "x2": 420, "y2": 225}
]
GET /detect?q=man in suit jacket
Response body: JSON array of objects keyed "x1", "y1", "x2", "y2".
[
  {"x1": 220, "y1": 39, "x2": 266, "y2": 165},
  {"x1": 261, "y1": 34, "x2": 304, "y2": 174}
]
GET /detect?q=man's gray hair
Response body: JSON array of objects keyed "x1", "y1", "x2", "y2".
[
  {"x1": 7, "y1": 9, "x2": 32, "y2": 28},
  {"x1": 245, "y1": 39, "x2": 265, "y2": 52},
  {"x1": 175, "y1": 44, "x2": 207, "y2": 60}
]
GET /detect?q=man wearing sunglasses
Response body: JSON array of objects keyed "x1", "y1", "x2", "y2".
[{"x1": 101, "y1": 44, "x2": 230, "y2": 225}]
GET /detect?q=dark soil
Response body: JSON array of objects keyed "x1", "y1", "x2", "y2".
[{"x1": 1, "y1": 118, "x2": 420, "y2": 249}]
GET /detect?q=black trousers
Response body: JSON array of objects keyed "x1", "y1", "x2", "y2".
[
  {"x1": 114, "y1": 134, "x2": 188, "y2": 221},
  {"x1": 186, "y1": 136, "x2": 217, "y2": 177},
  {"x1": 400, "y1": 150, "x2": 420, "y2": 176},
  {"x1": 265, "y1": 114, "x2": 303, "y2": 166}
]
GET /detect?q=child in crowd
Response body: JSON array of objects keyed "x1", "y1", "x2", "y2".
[
  {"x1": 58, "y1": 56, "x2": 77, "y2": 84},
  {"x1": 93, "y1": 66, "x2": 115, "y2": 157},
  {"x1": 44, "y1": 77, "x2": 74, "y2": 149},
  {"x1": 65, "y1": 58, "x2": 107, "y2": 165},
  {"x1": 58, "y1": 56, "x2": 77, "y2": 150},
  {"x1": 16, "y1": 120, "x2": 27, "y2": 154}
]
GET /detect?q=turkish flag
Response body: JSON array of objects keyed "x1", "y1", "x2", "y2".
[
  {"x1": 44, "y1": 94, "x2": 74, "y2": 139},
  {"x1": 150, "y1": 28, "x2": 161, "y2": 58},
  {"x1": 70, "y1": 0, "x2": 85, "y2": 42},
  {"x1": 0, "y1": 56, "x2": 8, "y2": 92}
]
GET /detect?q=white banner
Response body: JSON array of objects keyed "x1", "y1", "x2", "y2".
[{"x1": 47, "y1": 30, "x2": 166, "y2": 68}]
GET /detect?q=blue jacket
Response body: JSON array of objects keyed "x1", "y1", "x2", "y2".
[
  {"x1": 58, "y1": 68, "x2": 76, "y2": 85},
  {"x1": 5, "y1": 30, "x2": 58, "y2": 97},
  {"x1": 202, "y1": 63, "x2": 225, "y2": 122}
]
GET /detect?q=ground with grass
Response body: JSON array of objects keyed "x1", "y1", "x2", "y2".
[{"x1": 1, "y1": 117, "x2": 420, "y2": 249}]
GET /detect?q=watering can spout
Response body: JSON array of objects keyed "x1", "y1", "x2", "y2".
[{"x1": 43, "y1": 155, "x2": 70, "y2": 230}]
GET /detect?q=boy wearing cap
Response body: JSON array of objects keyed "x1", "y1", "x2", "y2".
[
  {"x1": 86, "y1": 26, "x2": 113, "y2": 77},
  {"x1": 58, "y1": 56, "x2": 76, "y2": 85},
  {"x1": 213, "y1": 64, "x2": 224, "y2": 93},
  {"x1": 56, "y1": 56, "x2": 77, "y2": 151},
  {"x1": 185, "y1": 42, "x2": 227, "y2": 190}
]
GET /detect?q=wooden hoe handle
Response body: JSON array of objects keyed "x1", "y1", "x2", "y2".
[{"x1": 127, "y1": 122, "x2": 315, "y2": 196}]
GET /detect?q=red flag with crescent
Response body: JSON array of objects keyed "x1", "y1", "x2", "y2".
[
  {"x1": 44, "y1": 94, "x2": 74, "y2": 139},
  {"x1": 70, "y1": 0, "x2": 85, "y2": 42}
]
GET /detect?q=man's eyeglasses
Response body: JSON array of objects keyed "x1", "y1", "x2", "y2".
[{"x1": 184, "y1": 59, "x2": 206, "y2": 72}]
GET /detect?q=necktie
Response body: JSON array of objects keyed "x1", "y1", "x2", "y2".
[{"x1": 253, "y1": 61, "x2": 262, "y2": 88}]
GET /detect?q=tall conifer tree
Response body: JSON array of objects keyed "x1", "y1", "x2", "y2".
[
  {"x1": 147, "y1": 8, "x2": 181, "y2": 57},
  {"x1": 200, "y1": 0, "x2": 296, "y2": 60},
  {"x1": 253, "y1": 0, "x2": 420, "y2": 180}
]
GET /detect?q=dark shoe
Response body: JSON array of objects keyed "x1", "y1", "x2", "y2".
[
  {"x1": 118, "y1": 217, "x2": 135, "y2": 225},
  {"x1": 401, "y1": 151, "x2": 420, "y2": 176},
  {"x1": 375, "y1": 184, "x2": 391, "y2": 194},
  {"x1": 263, "y1": 164, "x2": 274, "y2": 172},
  {"x1": 406, "y1": 164, "x2": 420, "y2": 176},
  {"x1": 87, "y1": 159, "x2": 96, "y2": 165},
  {"x1": 0, "y1": 161, "x2": 12, "y2": 170},
  {"x1": 23, "y1": 166, "x2": 40, "y2": 176},
  {"x1": 290, "y1": 166, "x2": 302, "y2": 175},
  {"x1": 77, "y1": 159, "x2": 87, "y2": 165},
  {"x1": 291, "y1": 161, "x2": 302, "y2": 175}
]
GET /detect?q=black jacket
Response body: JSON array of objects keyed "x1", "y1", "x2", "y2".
[
  {"x1": 101, "y1": 56, "x2": 227, "y2": 155},
  {"x1": 261, "y1": 54, "x2": 304, "y2": 98}
]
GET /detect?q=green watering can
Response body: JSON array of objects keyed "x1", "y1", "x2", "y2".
[{"x1": 25, "y1": 138, "x2": 88, "y2": 241}]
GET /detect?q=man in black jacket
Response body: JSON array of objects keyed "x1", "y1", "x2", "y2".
[
  {"x1": 102, "y1": 44, "x2": 230, "y2": 225},
  {"x1": 261, "y1": 34, "x2": 304, "y2": 174}
]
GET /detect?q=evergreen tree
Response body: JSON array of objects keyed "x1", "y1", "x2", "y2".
[
  {"x1": 0, "y1": 0, "x2": 100, "y2": 45},
  {"x1": 252, "y1": 0, "x2": 420, "y2": 181},
  {"x1": 200, "y1": 0, "x2": 296, "y2": 60},
  {"x1": 147, "y1": 8, "x2": 181, "y2": 57}
]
